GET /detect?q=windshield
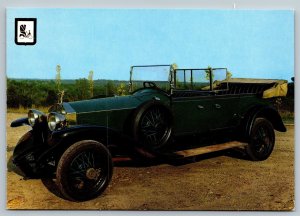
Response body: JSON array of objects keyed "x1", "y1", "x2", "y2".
[
  {"x1": 130, "y1": 65, "x2": 172, "y2": 92},
  {"x1": 175, "y1": 68, "x2": 229, "y2": 91}
]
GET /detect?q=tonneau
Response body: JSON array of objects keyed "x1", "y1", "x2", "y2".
[{"x1": 218, "y1": 78, "x2": 288, "y2": 98}]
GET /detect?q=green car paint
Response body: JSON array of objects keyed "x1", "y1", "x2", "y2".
[{"x1": 62, "y1": 88, "x2": 170, "y2": 132}]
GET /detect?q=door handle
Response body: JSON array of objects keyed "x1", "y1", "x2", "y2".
[
  {"x1": 197, "y1": 105, "x2": 204, "y2": 109},
  {"x1": 215, "y1": 104, "x2": 221, "y2": 109}
]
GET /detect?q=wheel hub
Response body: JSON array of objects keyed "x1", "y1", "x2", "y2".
[{"x1": 86, "y1": 168, "x2": 101, "y2": 180}]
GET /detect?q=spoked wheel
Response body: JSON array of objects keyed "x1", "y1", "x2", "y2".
[
  {"x1": 134, "y1": 106, "x2": 172, "y2": 150},
  {"x1": 56, "y1": 140, "x2": 113, "y2": 201},
  {"x1": 246, "y1": 118, "x2": 275, "y2": 161}
]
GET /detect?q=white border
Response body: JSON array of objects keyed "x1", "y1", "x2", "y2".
[{"x1": 1, "y1": 1, "x2": 298, "y2": 216}]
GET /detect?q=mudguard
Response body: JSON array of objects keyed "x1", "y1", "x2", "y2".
[
  {"x1": 13, "y1": 130, "x2": 34, "y2": 160},
  {"x1": 244, "y1": 105, "x2": 286, "y2": 138},
  {"x1": 10, "y1": 117, "x2": 29, "y2": 127},
  {"x1": 37, "y1": 125, "x2": 135, "y2": 163},
  {"x1": 12, "y1": 130, "x2": 48, "y2": 177},
  {"x1": 11, "y1": 125, "x2": 136, "y2": 178}
]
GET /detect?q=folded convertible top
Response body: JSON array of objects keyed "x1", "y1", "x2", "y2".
[{"x1": 219, "y1": 78, "x2": 288, "y2": 98}]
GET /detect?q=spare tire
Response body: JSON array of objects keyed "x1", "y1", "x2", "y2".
[{"x1": 132, "y1": 102, "x2": 172, "y2": 152}]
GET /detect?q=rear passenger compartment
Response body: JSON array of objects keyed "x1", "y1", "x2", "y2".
[
  {"x1": 216, "y1": 78, "x2": 288, "y2": 98},
  {"x1": 172, "y1": 78, "x2": 288, "y2": 98}
]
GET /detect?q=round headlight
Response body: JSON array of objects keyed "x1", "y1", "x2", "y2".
[
  {"x1": 48, "y1": 112, "x2": 66, "y2": 131},
  {"x1": 28, "y1": 109, "x2": 45, "y2": 126}
]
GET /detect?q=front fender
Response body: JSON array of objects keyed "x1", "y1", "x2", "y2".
[
  {"x1": 11, "y1": 117, "x2": 29, "y2": 127},
  {"x1": 12, "y1": 130, "x2": 48, "y2": 178},
  {"x1": 12, "y1": 130, "x2": 34, "y2": 161},
  {"x1": 50, "y1": 125, "x2": 132, "y2": 146},
  {"x1": 38, "y1": 125, "x2": 135, "y2": 163}
]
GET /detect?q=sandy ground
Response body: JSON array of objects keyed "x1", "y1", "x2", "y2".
[{"x1": 6, "y1": 113, "x2": 294, "y2": 210}]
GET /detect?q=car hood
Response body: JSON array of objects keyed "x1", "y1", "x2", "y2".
[{"x1": 62, "y1": 95, "x2": 142, "y2": 114}]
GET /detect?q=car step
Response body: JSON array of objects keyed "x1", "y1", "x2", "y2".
[{"x1": 174, "y1": 141, "x2": 247, "y2": 158}]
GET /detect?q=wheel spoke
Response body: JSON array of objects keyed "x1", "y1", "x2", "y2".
[
  {"x1": 150, "y1": 110, "x2": 156, "y2": 125},
  {"x1": 139, "y1": 107, "x2": 170, "y2": 147},
  {"x1": 91, "y1": 152, "x2": 95, "y2": 168},
  {"x1": 258, "y1": 127, "x2": 266, "y2": 139},
  {"x1": 252, "y1": 124, "x2": 273, "y2": 154},
  {"x1": 67, "y1": 150, "x2": 106, "y2": 193},
  {"x1": 85, "y1": 152, "x2": 91, "y2": 168},
  {"x1": 141, "y1": 128, "x2": 156, "y2": 135},
  {"x1": 143, "y1": 116, "x2": 154, "y2": 127},
  {"x1": 70, "y1": 170, "x2": 86, "y2": 177}
]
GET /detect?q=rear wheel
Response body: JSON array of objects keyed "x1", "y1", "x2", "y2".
[
  {"x1": 246, "y1": 118, "x2": 275, "y2": 161},
  {"x1": 56, "y1": 140, "x2": 113, "y2": 201}
]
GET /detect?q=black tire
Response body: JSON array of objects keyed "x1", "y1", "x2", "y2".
[
  {"x1": 56, "y1": 140, "x2": 113, "y2": 201},
  {"x1": 246, "y1": 118, "x2": 275, "y2": 161},
  {"x1": 132, "y1": 103, "x2": 172, "y2": 152}
]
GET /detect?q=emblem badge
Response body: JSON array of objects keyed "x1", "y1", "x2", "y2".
[{"x1": 15, "y1": 18, "x2": 37, "y2": 45}]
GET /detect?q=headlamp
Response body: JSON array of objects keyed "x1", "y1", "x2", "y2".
[
  {"x1": 28, "y1": 109, "x2": 45, "y2": 126},
  {"x1": 47, "y1": 112, "x2": 66, "y2": 131}
]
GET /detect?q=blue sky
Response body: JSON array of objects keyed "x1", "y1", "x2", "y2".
[{"x1": 6, "y1": 9, "x2": 294, "y2": 81}]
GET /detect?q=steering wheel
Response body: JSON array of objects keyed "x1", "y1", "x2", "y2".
[{"x1": 143, "y1": 81, "x2": 157, "y2": 88}]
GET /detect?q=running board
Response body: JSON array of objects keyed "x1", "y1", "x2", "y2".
[{"x1": 175, "y1": 141, "x2": 247, "y2": 158}]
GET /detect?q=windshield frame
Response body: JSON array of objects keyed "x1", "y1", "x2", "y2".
[
  {"x1": 174, "y1": 67, "x2": 229, "y2": 92},
  {"x1": 129, "y1": 65, "x2": 173, "y2": 93},
  {"x1": 128, "y1": 65, "x2": 229, "y2": 94}
]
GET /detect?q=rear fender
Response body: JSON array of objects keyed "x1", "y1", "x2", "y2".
[{"x1": 244, "y1": 105, "x2": 286, "y2": 138}]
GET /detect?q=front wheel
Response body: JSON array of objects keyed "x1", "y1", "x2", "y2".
[
  {"x1": 246, "y1": 118, "x2": 275, "y2": 161},
  {"x1": 56, "y1": 140, "x2": 113, "y2": 201}
]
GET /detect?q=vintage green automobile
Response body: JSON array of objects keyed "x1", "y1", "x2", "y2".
[{"x1": 10, "y1": 65, "x2": 286, "y2": 201}]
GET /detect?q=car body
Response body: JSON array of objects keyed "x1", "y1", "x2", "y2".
[{"x1": 10, "y1": 65, "x2": 287, "y2": 201}]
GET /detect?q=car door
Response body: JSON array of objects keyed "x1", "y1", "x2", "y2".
[
  {"x1": 171, "y1": 94, "x2": 215, "y2": 135},
  {"x1": 211, "y1": 95, "x2": 240, "y2": 130}
]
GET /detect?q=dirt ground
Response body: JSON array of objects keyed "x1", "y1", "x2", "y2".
[{"x1": 6, "y1": 113, "x2": 294, "y2": 210}]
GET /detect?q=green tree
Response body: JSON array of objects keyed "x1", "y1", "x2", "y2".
[
  {"x1": 75, "y1": 78, "x2": 89, "y2": 100},
  {"x1": 105, "y1": 81, "x2": 116, "y2": 96},
  {"x1": 7, "y1": 79, "x2": 20, "y2": 108},
  {"x1": 64, "y1": 85, "x2": 79, "y2": 102},
  {"x1": 45, "y1": 90, "x2": 58, "y2": 106},
  {"x1": 175, "y1": 78, "x2": 183, "y2": 89}
]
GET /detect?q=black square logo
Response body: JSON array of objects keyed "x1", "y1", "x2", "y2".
[{"x1": 15, "y1": 18, "x2": 37, "y2": 45}]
